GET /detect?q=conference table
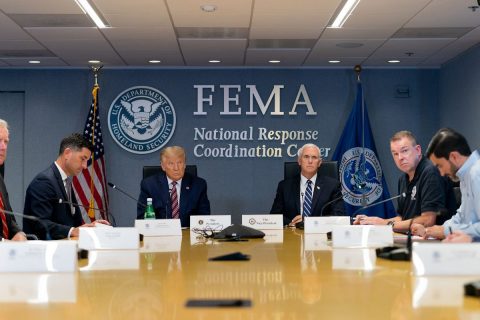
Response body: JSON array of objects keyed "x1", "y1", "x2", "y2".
[{"x1": 1, "y1": 229, "x2": 480, "y2": 320}]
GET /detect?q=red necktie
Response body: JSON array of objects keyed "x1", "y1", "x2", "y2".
[
  {"x1": 171, "y1": 181, "x2": 180, "y2": 219},
  {"x1": 0, "y1": 194, "x2": 9, "y2": 239}
]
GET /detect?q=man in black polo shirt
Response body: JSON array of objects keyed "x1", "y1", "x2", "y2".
[{"x1": 354, "y1": 131, "x2": 456, "y2": 232}]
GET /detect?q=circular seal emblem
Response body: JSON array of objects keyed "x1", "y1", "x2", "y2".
[
  {"x1": 339, "y1": 147, "x2": 383, "y2": 206},
  {"x1": 249, "y1": 218, "x2": 256, "y2": 225},
  {"x1": 108, "y1": 86, "x2": 176, "y2": 154}
]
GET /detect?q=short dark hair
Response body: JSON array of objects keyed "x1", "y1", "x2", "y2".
[
  {"x1": 58, "y1": 133, "x2": 93, "y2": 155},
  {"x1": 425, "y1": 128, "x2": 471, "y2": 159}
]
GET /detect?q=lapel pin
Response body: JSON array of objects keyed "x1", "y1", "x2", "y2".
[{"x1": 316, "y1": 186, "x2": 320, "y2": 190}]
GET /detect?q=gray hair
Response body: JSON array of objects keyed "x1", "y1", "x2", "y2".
[
  {"x1": 0, "y1": 119, "x2": 9, "y2": 131},
  {"x1": 297, "y1": 143, "x2": 321, "y2": 158}
]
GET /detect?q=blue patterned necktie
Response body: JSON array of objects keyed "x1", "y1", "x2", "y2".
[{"x1": 303, "y1": 180, "x2": 313, "y2": 217}]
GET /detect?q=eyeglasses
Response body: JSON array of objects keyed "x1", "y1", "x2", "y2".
[{"x1": 191, "y1": 225, "x2": 223, "y2": 239}]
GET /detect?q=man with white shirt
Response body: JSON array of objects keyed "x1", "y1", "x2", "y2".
[
  {"x1": 412, "y1": 128, "x2": 480, "y2": 241},
  {"x1": 24, "y1": 133, "x2": 109, "y2": 240},
  {"x1": 270, "y1": 143, "x2": 345, "y2": 226},
  {"x1": 137, "y1": 146, "x2": 210, "y2": 227}
]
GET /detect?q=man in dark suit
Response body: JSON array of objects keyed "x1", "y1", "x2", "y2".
[
  {"x1": 24, "y1": 133, "x2": 109, "y2": 240},
  {"x1": 0, "y1": 119, "x2": 26, "y2": 241},
  {"x1": 137, "y1": 146, "x2": 210, "y2": 227},
  {"x1": 271, "y1": 143, "x2": 345, "y2": 226}
]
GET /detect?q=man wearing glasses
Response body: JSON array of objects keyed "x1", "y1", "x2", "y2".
[
  {"x1": 270, "y1": 143, "x2": 345, "y2": 226},
  {"x1": 354, "y1": 131, "x2": 456, "y2": 232}
]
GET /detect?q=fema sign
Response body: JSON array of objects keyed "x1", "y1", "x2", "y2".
[{"x1": 108, "y1": 86, "x2": 176, "y2": 154}]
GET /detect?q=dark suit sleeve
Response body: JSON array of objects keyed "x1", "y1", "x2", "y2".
[
  {"x1": 270, "y1": 180, "x2": 285, "y2": 215},
  {"x1": 0, "y1": 177, "x2": 21, "y2": 239},
  {"x1": 24, "y1": 175, "x2": 71, "y2": 239}
]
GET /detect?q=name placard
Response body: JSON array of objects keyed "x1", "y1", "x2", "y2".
[
  {"x1": 190, "y1": 215, "x2": 231, "y2": 231},
  {"x1": 135, "y1": 219, "x2": 182, "y2": 236},
  {"x1": 79, "y1": 228, "x2": 139, "y2": 250},
  {"x1": 80, "y1": 250, "x2": 140, "y2": 271},
  {"x1": 331, "y1": 225, "x2": 393, "y2": 248},
  {"x1": 304, "y1": 216, "x2": 351, "y2": 234},
  {"x1": 412, "y1": 243, "x2": 480, "y2": 276},
  {"x1": 0, "y1": 273, "x2": 76, "y2": 302},
  {"x1": 141, "y1": 236, "x2": 182, "y2": 253},
  {"x1": 0, "y1": 240, "x2": 77, "y2": 272},
  {"x1": 242, "y1": 214, "x2": 283, "y2": 230},
  {"x1": 332, "y1": 248, "x2": 376, "y2": 271}
]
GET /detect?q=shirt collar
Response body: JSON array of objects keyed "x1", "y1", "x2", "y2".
[
  {"x1": 301, "y1": 173, "x2": 317, "y2": 186},
  {"x1": 54, "y1": 161, "x2": 69, "y2": 182},
  {"x1": 166, "y1": 176, "x2": 182, "y2": 187},
  {"x1": 457, "y1": 150, "x2": 479, "y2": 180}
]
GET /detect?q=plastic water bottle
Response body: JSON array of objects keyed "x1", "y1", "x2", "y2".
[{"x1": 144, "y1": 198, "x2": 155, "y2": 219}]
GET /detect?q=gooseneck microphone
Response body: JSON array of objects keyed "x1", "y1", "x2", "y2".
[
  {"x1": 320, "y1": 195, "x2": 344, "y2": 217},
  {"x1": 1, "y1": 208, "x2": 51, "y2": 240},
  {"x1": 108, "y1": 182, "x2": 146, "y2": 209},
  {"x1": 353, "y1": 192, "x2": 408, "y2": 216},
  {"x1": 56, "y1": 198, "x2": 115, "y2": 226}
]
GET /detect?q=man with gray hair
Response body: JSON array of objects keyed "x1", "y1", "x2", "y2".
[
  {"x1": 0, "y1": 119, "x2": 27, "y2": 241},
  {"x1": 270, "y1": 143, "x2": 345, "y2": 226}
]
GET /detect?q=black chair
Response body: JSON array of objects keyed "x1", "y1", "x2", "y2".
[
  {"x1": 284, "y1": 161, "x2": 338, "y2": 180},
  {"x1": 143, "y1": 165, "x2": 198, "y2": 179}
]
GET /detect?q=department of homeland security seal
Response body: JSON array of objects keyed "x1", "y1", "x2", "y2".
[
  {"x1": 108, "y1": 86, "x2": 176, "y2": 154},
  {"x1": 339, "y1": 147, "x2": 383, "y2": 206}
]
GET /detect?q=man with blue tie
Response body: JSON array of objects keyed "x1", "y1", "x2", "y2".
[
  {"x1": 270, "y1": 143, "x2": 345, "y2": 226},
  {"x1": 137, "y1": 146, "x2": 210, "y2": 227}
]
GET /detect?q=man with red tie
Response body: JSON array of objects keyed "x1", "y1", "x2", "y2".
[{"x1": 0, "y1": 119, "x2": 26, "y2": 241}]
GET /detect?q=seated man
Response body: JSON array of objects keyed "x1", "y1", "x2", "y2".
[
  {"x1": 137, "y1": 146, "x2": 210, "y2": 227},
  {"x1": 24, "y1": 133, "x2": 109, "y2": 240},
  {"x1": 0, "y1": 119, "x2": 26, "y2": 241},
  {"x1": 354, "y1": 131, "x2": 456, "y2": 232},
  {"x1": 412, "y1": 128, "x2": 480, "y2": 241},
  {"x1": 270, "y1": 143, "x2": 345, "y2": 226}
]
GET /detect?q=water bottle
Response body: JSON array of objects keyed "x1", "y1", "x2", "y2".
[{"x1": 144, "y1": 198, "x2": 155, "y2": 219}]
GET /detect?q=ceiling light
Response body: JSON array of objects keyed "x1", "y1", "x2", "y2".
[
  {"x1": 149, "y1": 60, "x2": 161, "y2": 64},
  {"x1": 329, "y1": 60, "x2": 341, "y2": 64},
  {"x1": 88, "y1": 60, "x2": 101, "y2": 64},
  {"x1": 388, "y1": 60, "x2": 401, "y2": 64},
  {"x1": 268, "y1": 60, "x2": 281, "y2": 64},
  {"x1": 328, "y1": 0, "x2": 361, "y2": 28},
  {"x1": 75, "y1": 0, "x2": 109, "y2": 28},
  {"x1": 28, "y1": 60, "x2": 41, "y2": 64},
  {"x1": 201, "y1": 4, "x2": 217, "y2": 12},
  {"x1": 209, "y1": 59, "x2": 221, "y2": 63}
]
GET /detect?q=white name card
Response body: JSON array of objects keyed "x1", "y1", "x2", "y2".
[
  {"x1": 141, "y1": 236, "x2": 182, "y2": 253},
  {"x1": 135, "y1": 219, "x2": 182, "y2": 236},
  {"x1": 332, "y1": 248, "x2": 376, "y2": 271},
  {"x1": 0, "y1": 273, "x2": 76, "y2": 302},
  {"x1": 190, "y1": 215, "x2": 231, "y2": 231},
  {"x1": 242, "y1": 214, "x2": 283, "y2": 230},
  {"x1": 412, "y1": 243, "x2": 480, "y2": 276},
  {"x1": 80, "y1": 250, "x2": 139, "y2": 271},
  {"x1": 304, "y1": 216, "x2": 351, "y2": 234},
  {"x1": 0, "y1": 240, "x2": 77, "y2": 272},
  {"x1": 332, "y1": 225, "x2": 393, "y2": 248},
  {"x1": 79, "y1": 227, "x2": 139, "y2": 250}
]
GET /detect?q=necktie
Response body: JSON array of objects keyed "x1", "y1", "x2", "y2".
[
  {"x1": 0, "y1": 194, "x2": 9, "y2": 239},
  {"x1": 65, "y1": 177, "x2": 74, "y2": 214},
  {"x1": 303, "y1": 180, "x2": 313, "y2": 217},
  {"x1": 171, "y1": 181, "x2": 180, "y2": 219}
]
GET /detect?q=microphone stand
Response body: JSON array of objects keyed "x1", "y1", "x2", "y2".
[{"x1": 1, "y1": 208, "x2": 51, "y2": 240}]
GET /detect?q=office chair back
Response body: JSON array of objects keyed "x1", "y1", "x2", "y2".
[
  {"x1": 284, "y1": 161, "x2": 338, "y2": 180},
  {"x1": 143, "y1": 165, "x2": 198, "y2": 179}
]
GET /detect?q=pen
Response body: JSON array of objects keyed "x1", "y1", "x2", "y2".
[{"x1": 448, "y1": 226, "x2": 453, "y2": 235}]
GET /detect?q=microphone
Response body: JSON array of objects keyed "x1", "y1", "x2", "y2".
[
  {"x1": 57, "y1": 198, "x2": 107, "y2": 213},
  {"x1": 320, "y1": 195, "x2": 344, "y2": 217},
  {"x1": 108, "y1": 182, "x2": 146, "y2": 209},
  {"x1": 1, "y1": 208, "x2": 51, "y2": 240},
  {"x1": 353, "y1": 192, "x2": 408, "y2": 216}
]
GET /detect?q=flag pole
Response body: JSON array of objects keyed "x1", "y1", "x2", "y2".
[
  {"x1": 354, "y1": 64, "x2": 367, "y2": 206},
  {"x1": 87, "y1": 65, "x2": 103, "y2": 219}
]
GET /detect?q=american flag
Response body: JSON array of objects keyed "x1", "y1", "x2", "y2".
[{"x1": 73, "y1": 84, "x2": 109, "y2": 223}]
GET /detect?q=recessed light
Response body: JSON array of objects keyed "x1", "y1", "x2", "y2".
[
  {"x1": 328, "y1": 60, "x2": 341, "y2": 64},
  {"x1": 149, "y1": 60, "x2": 161, "y2": 64},
  {"x1": 388, "y1": 60, "x2": 401, "y2": 64},
  {"x1": 28, "y1": 60, "x2": 41, "y2": 64},
  {"x1": 209, "y1": 59, "x2": 221, "y2": 63},
  {"x1": 201, "y1": 4, "x2": 217, "y2": 12},
  {"x1": 88, "y1": 60, "x2": 101, "y2": 64},
  {"x1": 268, "y1": 60, "x2": 281, "y2": 64}
]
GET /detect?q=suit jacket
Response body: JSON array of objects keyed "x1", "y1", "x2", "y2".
[
  {"x1": 137, "y1": 172, "x2": 210, "y2": 227},
  {"x1": 0, "y1": 175, "x2": 21, "y2": 240},
  {"x1": 270, "y1": 175, "x2": 346, "y2": 224},
  {"x1": 23, "y1": 163, "x2": 83, "y2": 240}
]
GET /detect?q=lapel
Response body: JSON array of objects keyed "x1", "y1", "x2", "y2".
[
  {"x1": 180, "y1": 173, "x2": 192, "y2": 215},
  {"x1": 158, "y1": 173, "x2": 171, "y2": 217},
  {"x1": 292, "y1": 176, "x2": 301, "y2": 214},
  {"x1": 51, "y1": 163, "x2": 68, "y2": 201},
  {"x1": 311, "y1": 175, "x2": 324, "y2": 213}
]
